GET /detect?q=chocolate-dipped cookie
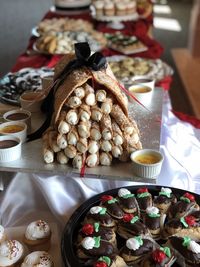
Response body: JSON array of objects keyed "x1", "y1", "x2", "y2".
[
  {"x1": 78, "y1": 236, "x2": 117, "y2": 259},
  {"x1": 83, "y1": 206, "x2": 116, "y2": 228},
  {"x1": 78, "y1": 223, "x2": 116, "y2": 246},
  {"x1": 154, "y1": 187, "x2": 177, "y2": 214},
  {"x1": 117, "y1": 188, "x2": 139, "y2": 214},
  {"x1": 167, "y1": 236, "x2": 200, "y2": 266},
  {"x1": 167, "y1": 192, "x2": 199, "y2": 219},
  {"x1": 120, "y1": 236, "x2": 154, "y2": 265},
  {"x1": 100, "y1": 195, "x2": 124, "y2": 220},
  {"x1": 136, "y1": 188, "x2": 152, "y2": 212},
  {"x1": 118, "y1": 213, "x2": 149, "y2": 239},
  {"x1": 93, "y1": 255, "x2": 128, "y2": 267},
  {"x1": 141, "y1": 246, "x2": 176, "y2": 267}
]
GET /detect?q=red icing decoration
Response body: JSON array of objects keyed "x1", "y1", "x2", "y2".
[
  {"x1": 137, "y1": 188, "x2": 148, "y2": 194},
  {"x1": 152, "y1": 249, "x2": 166, "y2": 264},
  {"x1": 123, "y1": 213, "x2": 134, "y2": 222},
  {"x1": 101, "y1": 195, "x2": 113, "y2": 203},
  {"x1": 185, "y1": 215, "x2": 196, "y2": 226},
  {"x1": 94, "y1": 262, "x2": 108, "y2": 267},
  {"x1": 183, "y1": 193, "x2": 195, "y2": 202},
  {"x1": 82, "y1": 224, "x2": 94, "y2": 235}
]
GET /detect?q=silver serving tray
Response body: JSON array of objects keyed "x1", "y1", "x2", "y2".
[{"x1": 0, "y1": 88, "x2": 163, "y2": 183}]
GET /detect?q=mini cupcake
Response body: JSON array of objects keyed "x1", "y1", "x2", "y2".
[
  {"x1": 104, "y1": 2, "x2": 115, "y2": 16},
  {"x1": 0, "y1": 240, "x2": 24, "y2": 267},
  {"x1": 154, "y1": 187, "x2": 177, "y2": 214},
  {"x1": 0, "y1": 225, "x2": 7, "y2": 243},
  {"x1": 126, "y1": 1, "x2": 137, "y2": 15},
  {"x1": 21, "y1": 251, "x2": 53, "y2": 267},
  {"x1": 116, "y1": 3, "x2": 127, "y2": 16},
  {"x1": 118, "y1": 188, "x2": 139, "y2": 214},
  {"x1": 23, "y1": 220, "x2": 51, "y2": 252},
  {"x1": 94, "y1": 1, "x2": 104, "y2": 17}
]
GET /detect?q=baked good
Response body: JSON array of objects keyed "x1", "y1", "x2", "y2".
[
  {"x1": 0, "y1": 226, "x2": 6, "y2": 244},
  {"x1": 167, "y1": 192, "x2": 199, "y2": 219},
  {"x1": 154, "y1": 187, "x2": 177, "y2": 214},
  {"x1": 120, "y1": 236, "x2": 155, "y2": 265},
  {"x1": 100, "y1": 195, "x2": 124, "y2": 220},
  {"x1": 93, "y1": 255, "x2": 128, "y2": 267},
  {"x1": 21, "y1": 251, "x2": 54, "y2": 267},
  {"x1": 0, "y1": 240, "x2": 24, "y2": 267},
  {"x1": 117, "y1": 188, "x2": 139, "y2": 214},
  {"x1": 104, "y1": 2, "x2": 115, "y2": 16},
  {"x1": 136, "y1": 187, "x2": 152, "y2": 212},
  {"x1": 141, "y1": 246, "x2": 176, "y2": 267},
  {"x1": 23, "y1": 220, "x2": 51, "y2": 252}
]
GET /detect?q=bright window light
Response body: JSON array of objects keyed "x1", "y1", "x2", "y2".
[
  {"x1": 154, "y1": 17, "x2": 182, "y2": 31},
  {"x1": 153, "y1": 5, "x2": 171, "y2": 14}
]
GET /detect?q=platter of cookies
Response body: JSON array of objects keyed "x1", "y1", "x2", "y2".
[{"x1": 62, "y1": 185, "x2": 200, "y2": 266}]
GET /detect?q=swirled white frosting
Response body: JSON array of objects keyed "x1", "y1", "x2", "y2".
[
  {"x1": 161, "y1": 187, "x2": 172, "y2": 194},
  {"x1": 0, "y1": 240, "x2": 23, "y2": 266},
  {"x1": 25, "y1": 220, "x2": 51, "y2": 241},
  {"x1": 21, "y1": 251, "x2": 53, "y2": 267},
  {"x1": 0, "y1": 225, "x2": 4, "y2": 240},
  {"x1": 188, "y1": 240, "x2": 200, "y2": 254},
  {"x1": 126, "y1": 238, "x2": 140, "y2": 251},
  {"x1": 146, "y1": 206, "x2": 159, "y2": 215},
  {"x1": 118, "y1": 188, "x2": 131, "y2": 198},
  {"x1": 82, "y1": 237, "x2": 95, "y2": 250},
  {"x1": 90, "y1": 206, "x2": 102, "y2": 214}
]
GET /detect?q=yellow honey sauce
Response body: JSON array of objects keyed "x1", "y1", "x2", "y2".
[
  {"x1": 0, "y1": 125, "x2": 24, "y2": 133},
  {"x1": 134, "y1": 153, "x2": 160, "y2": 164},
  {"x1": 130, "y1": 87, "x2": 151, "y2": 93}
]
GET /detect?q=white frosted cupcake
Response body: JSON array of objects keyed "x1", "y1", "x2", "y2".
[
  {"x1": 23, "y1": 220, "x2": 51, "y2": 252},
  {"x1": 104, "y1": 1, "x2": 115, "y2": 16},
  {"x1": 0, "y1": 240, "x2": 24, "y2": 267},
  {"x1": 0, "y1": 226, "x2": 7, "y2": 243},
  {"x1": 127, "y1": 1, "x2": 136, "y2": 14},
  {"x1": 116, "y1": 3, "x2": 127, "y2": 16},
  {"x1": 21, "y1": 251, "x2": 54, "y2": 267},
  {"x1": 93, "y1": 1, "x2": 104, "y2": 17}
]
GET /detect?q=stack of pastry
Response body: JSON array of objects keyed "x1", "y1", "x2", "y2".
[{"x1": 42, "y1": 53, "x2": 142, "y2": 169}]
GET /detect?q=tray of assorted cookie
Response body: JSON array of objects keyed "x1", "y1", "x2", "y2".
[{"x1": 61, "y1": 185, "x2": 200, "y2": 267}]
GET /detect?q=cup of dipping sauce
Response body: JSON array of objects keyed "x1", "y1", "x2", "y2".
[
  {"x1": 130, "y1": 149, "x2": 164, "y2": 178},
  {"x1": 41, "y1": 75, "x2": 54, "y2": 91},
  {"x1": 0, "y1": 121, "x2": 27, "y2": 143},
  {"x1": 20, "y1": 91, "x2": 46, "y2": 113},
  {"x1": 0, "y1": 135, "x2": 22, "y2": 162},
  {"x1": 3, "y1": 109, "x2": 31, "y2": 133},
  {"x1": 132, "y1": 76, "x2": 155, "y2": 90},
  {"x1": 128, "y1": 84, "x2": 153, "y2": 105}
]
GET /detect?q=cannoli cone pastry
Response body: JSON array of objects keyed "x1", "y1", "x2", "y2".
[
  {"x1": 57, "y1": 151, "x2": 69, "y2": 164},
  {"x1": 167, "y1": 236, "x2": 200, "y2": 266},
  {"x1": 64, "y1": 144, "x2": 77, "y2": 159},
  {"x1": 167, "y1": 192, "x2": 199, "y2": 220},
  {"x1": 120, "y1": 236, "x2": 155, "y2": 265},
  {"x1": 136, "y1": 188, "x2": 153, "y2": 213},
  {"x1": 72, "y1": 153, "x2": 84, "y2": 170},
  {"x1": 93, "y1": 256, "x2": 128, "y2": 267},
  {"x1": 100, "y1": 195, "x2": 124, "y2": 220},
  {"x1": 141, "y1": 246, "x2": 176, "y2": 267},
  {"x1": 83, "y1": 206, "x2": 116, "y2": 228},
  {"x1": 41, "y1": 43, "x2": 141, "y2": 168},
  {"x1": 154, "y1": 187, "x2": 177, "y2": 214},
  {"x1": 78, "y1": 223, "x2": 116, "y2": 246},
  {"x1": 42, "y1": 135, "x2": 54, "y2": 164},
  {"x1": 118, "y1": 213, "x2": 149, "y2": 239},
  {"x1": 117, "y1": 188, "x2": 139, "y2": 214}
]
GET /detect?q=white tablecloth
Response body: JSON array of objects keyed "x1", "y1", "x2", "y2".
[{"x1": 1, "y1": 92, "x2": 200, "y2": 229}]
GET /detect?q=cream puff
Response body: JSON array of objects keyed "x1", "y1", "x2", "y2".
[
  {"x1": 136, "y1": 187, "x2": 152, "y2": 212},
  {"x1": 0, "y1": 240, "x2": 24, "y2": 267},
  {"x1": 154, "y1": 187, "x2": 177, "y2": 214},
  {"x1": 23, "y1": 220, "x2": 51, "y2": 252},
  {"x1": 100, "y1": 195, "x2": 124, "y2": 220},
  {"x1": 117, "y1": 188, "x2": 139, "y2": 214},
  {"x1": 21, "y1": 251, "x2": 54, "y2": 267}
]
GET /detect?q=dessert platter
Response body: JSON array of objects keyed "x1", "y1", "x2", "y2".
[
  {"x1": 0, "y1": 67, "x2": 54, "y2": 106},
  {"x1": 54, "y1": 0, "x2": 91, "y2": 9},
  {"x1": 107, "y1": 55, "x2": 174, "y2": 84},
  {"x1": 62, "y1": 185, "x2": 200, "y2": 266}
]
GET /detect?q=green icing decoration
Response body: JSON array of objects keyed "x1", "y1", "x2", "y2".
[
  {"x1": 108, "y1": 198, "x2": 118, "y2": 204},
  {"x1": 131, "y1": 216, "x2": 139, "y2": 224},
  {"x1": 122, "y1": 193, "x2": 135, "y2": 199},
  {"x1": 180, "y1": 217, "x2": 188, "y2": 228},
  {"x1": 182, "y1": 236, "x2": 191, "y2": 247},
  {"x1": 134, "y1": 236, "x2": 143, "y2": 246},
  {"x1": 148, "y1": 213, "x2": 160, "y2": 218},
  {"x1": 180, "y1": 196, "x2": 190, "y2": 203},
  {"x1": 160, "y1": 247, "x2": 171, "y2": 258},
  {"x1": 94, "y1": 222, "x2": 100, "y2": 233},
  {"x1": 100, "y1": 208, "x2": 107, "y2": 215},
  {"x1": 98, "y1": 256, "x2": 111, "y2": 266},
  {"x1": 137, "y1": 192, "x2": 150, "y2": 198},
  {"x1": 94, "y1": 236, "x2": 101, "y2": 248},
  {"x1": 159, "y1": 191, "x2": 171, "y2": 198}
]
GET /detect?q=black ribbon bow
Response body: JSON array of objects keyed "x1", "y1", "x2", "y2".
[{"x1": 27, "y1": 42, "x2": 107, "y2": 142}]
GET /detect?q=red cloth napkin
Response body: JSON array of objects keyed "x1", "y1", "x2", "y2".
[
  {"x1": 156, "y1": 76, "x2": 173, "y2": 91},
  {"x1": 173, "y1": 111, "x2": 200, "y2": 129}
]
